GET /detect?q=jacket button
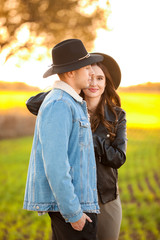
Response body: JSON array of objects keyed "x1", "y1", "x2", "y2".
[
  {"x1": 98, "y1": 156, "x2": 101, "y2": 162},
  {"x1": 107, "y1": 134, "x2": 110, "y2": 138}
]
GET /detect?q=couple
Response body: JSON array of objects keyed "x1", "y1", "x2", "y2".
[{"x1": 23, "y1": 39, "x2": 127, "y2": 240}]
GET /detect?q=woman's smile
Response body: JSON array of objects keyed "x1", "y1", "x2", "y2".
[{"x1": 88, "y1": 88, "x2": 99, "y2": 93}]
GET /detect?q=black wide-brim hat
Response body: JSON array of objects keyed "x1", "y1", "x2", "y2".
[
  {"x1": 92, "y1": 52, "x2": 121, "y2": 89},
  {"x1": 43, "y1": 39, "x2": 103, "y2": 78}
]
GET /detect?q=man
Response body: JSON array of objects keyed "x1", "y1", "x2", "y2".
[{"x1": 23, "y1": 39, "x2": 103, "y2": 239}]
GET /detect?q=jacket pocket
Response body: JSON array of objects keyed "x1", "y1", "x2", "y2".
[{"x1": 79, "y1": 120, "x2": 90, "y2": 147}]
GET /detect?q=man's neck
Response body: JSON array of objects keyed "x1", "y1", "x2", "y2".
[
  {"x1": 53, "y1": 80, "x2": 83, "y2": 103},
  {"x1": 60, "y1": 79, "x2": 81, "y2": 94}
]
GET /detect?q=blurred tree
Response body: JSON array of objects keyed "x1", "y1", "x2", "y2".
[{"x1": 0, "y1": 0, "x2": 111, "y2": 62}]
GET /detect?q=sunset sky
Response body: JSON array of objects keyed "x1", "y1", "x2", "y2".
[{"x1": 0, "y1": 0, "x2": 160, "y2": 89}]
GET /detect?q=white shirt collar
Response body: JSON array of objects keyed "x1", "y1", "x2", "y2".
[{"x1": 53, "y1": 80, "x2": 83, "y2": 103}]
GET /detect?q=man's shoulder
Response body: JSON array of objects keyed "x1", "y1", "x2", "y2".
[
  {"x1": 41, "y1": 89, "x2": 78, "y2": 112},
  {"x1": 52, "y1": 89, "x2": 80, "y2": 107}
]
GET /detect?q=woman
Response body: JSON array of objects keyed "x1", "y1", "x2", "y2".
[{"x1": 26, "y1": 53, "x2": 127, "y2": 240}]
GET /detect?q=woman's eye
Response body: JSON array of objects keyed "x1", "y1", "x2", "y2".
[{"x1": 97, "y1": 77, "x2": 103, "y2": 80}]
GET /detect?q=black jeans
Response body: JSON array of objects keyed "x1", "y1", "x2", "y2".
[{"x1": 48, "y1": 212, "x2": 98, "y2": 240}]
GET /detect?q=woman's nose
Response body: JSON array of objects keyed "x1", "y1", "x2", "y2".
[
  {"x1": 90, "y1": 76, "x2": 97, "y2": 86},
  {"x1": 90, "y1": 66, "x2": 95, "y2": 76}
]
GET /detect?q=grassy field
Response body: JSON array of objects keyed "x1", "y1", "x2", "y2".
[
  {"x1": 119, "y1": 128, "x2": 160, "y2": 240},
  {"x1": 0, "y1": 137, "x2": 51, "y2": 240},
  {"x1": 0, "y1": 129, "x2": 160, "y2": 240},
  {"x1": 0, "y1": 91, "x2": 160, "y2": 239}
]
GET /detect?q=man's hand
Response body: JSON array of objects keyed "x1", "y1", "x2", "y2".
[{"x1": 70, "y1": 213, "x2": 92, "y2": 231}]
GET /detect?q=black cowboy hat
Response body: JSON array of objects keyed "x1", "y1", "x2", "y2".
[
  {"x1": 92, "y1": 53, "x2": 121, "y2": 89},
  {"x1": 43, "y1": 39, "x2": 103, "y2": 78}
]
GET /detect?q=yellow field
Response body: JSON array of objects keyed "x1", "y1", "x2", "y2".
[
  {"x1": 0, "y1": 91, "x2": 39, "y2": 110},
  {"x1": 0, "y1": 90, "x2": 160, "y2": 129},
  {"x1": 119, "y1": 92, "x2": 160, "y2": 129}
]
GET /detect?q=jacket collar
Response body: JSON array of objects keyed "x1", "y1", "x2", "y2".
[
  {"x1": 104, "y1": 105, "x2": 116, "y2": 122},
  {"x1": 53, "y1": 80, "x2": 83, "y2": 103}
]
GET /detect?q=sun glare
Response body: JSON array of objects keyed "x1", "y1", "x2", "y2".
[
  {"x1": 78, "y1": 0, "x2": 110, "y2": 15},
  {"x1": 16, "y1": 25, "x2": 30, "y2": 44},
  {"x1": 0, "y1": 0, "x2": 160, "y2": 89}
]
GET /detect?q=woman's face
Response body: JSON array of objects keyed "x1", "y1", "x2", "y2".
[{"x1": 83, "y1": 65, "x2": 106, "y2": 100}]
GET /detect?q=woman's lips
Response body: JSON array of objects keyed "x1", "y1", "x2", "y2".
[{"x1": 88, "y1": 88, "x2": 98, "y2": 93}]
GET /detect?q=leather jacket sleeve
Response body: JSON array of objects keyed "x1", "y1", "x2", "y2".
[
  {"x1": 93, "y1": 109, "x2": 127, "y2": 169},
  {"x1": 26, "y1": 91, "x2": 50, "y2": 115}
]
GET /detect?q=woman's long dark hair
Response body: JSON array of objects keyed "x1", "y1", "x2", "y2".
[{"x1": 81, "y1": 62, "x2": 121, "y2": 141}]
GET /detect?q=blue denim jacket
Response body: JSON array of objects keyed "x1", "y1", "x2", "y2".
[{"x1": 23, "y1": 81, "x2": 99, "y2": 222}]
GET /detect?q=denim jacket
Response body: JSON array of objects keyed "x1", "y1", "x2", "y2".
[{"x1": 23, "y1": 80, "x2": 99, "y2": 222}]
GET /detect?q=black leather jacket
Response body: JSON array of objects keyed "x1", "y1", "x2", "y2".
[
  {"x1": 93, "y1": 105, "x2": 127, "y2": 203},
  {"x1": 26, "y1": 91, "x2": 127, "y2": 204}
]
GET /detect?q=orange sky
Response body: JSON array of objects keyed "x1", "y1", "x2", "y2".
[{"x1": 0, "y1": 0, "x2": 160, "y2": 89}]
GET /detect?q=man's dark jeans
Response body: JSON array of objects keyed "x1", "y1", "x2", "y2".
[{"x1": 48, "y1": 212, "x2": 98, "y2": 240}]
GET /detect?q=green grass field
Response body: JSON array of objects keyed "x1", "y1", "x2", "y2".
[
  {"x1": 0, "y1": 91, "x2": 160, "y2": 239},
  {"x1": 0, "y1": 129, "x2": 160, "y2": 240},
  {"x1": 0, "y1": 137, "x2": 51, "y2": 240},
  {"x1": 119, "y1": 128, "x2": 160, "y2": 240}
]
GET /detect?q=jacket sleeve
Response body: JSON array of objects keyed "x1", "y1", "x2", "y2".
[
  {"x1": 39, "y1": 100, "x2": 83, "y2": 223},
  {"x1": 26, "y1": 91, "x2": 50, "y2": 115},
  {"x1": 93, "y1": 110, "x2": 127, "y2": 169}
]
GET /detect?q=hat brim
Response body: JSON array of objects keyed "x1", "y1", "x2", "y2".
[
  {"x1": 43, "y1": 54, "x2": 103, "y2": 78},
  {"x1": 92, "y1": 53, "x2": 121, "y2": 89}
]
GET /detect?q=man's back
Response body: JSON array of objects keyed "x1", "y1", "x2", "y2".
[{"x1": 23, "y1": 81, "x2": 99, "y2": 223}]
